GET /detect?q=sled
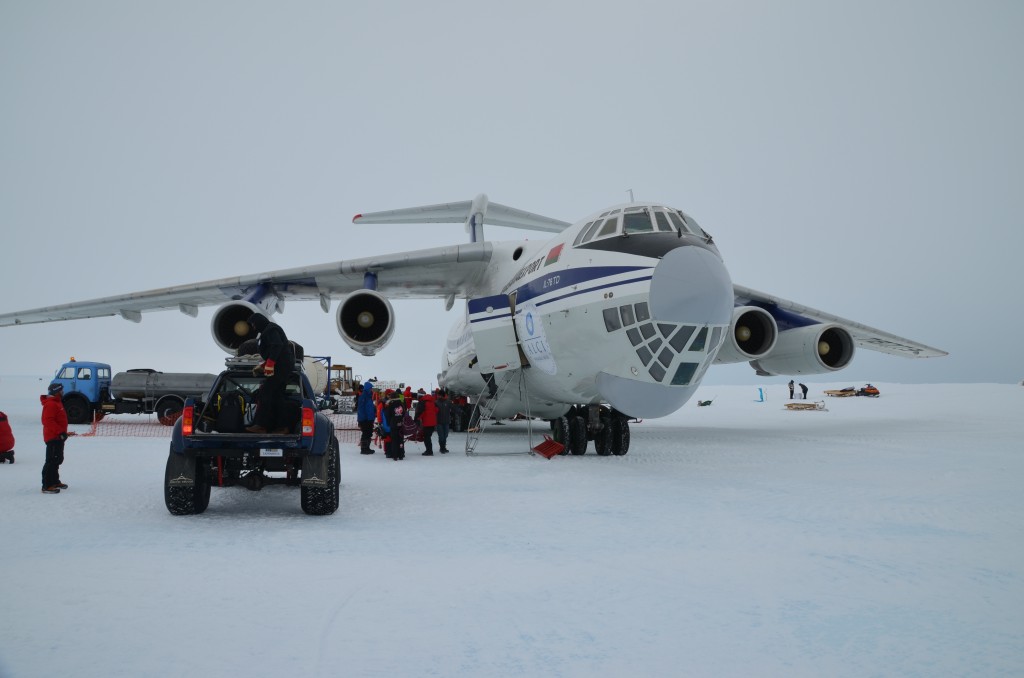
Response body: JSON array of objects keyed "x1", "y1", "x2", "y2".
[
  {"x1": 824, "y1": 388, "x2": 857, "y2": 397},
  {"x1": 784, "y1": 401, "x2": 827, "y2": 411}
]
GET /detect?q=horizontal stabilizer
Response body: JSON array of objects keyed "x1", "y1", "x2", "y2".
[{"x1": 353, "y1": 195, "x2": 570, "y2": 233}]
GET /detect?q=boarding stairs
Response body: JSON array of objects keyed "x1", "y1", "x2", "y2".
[{"x1": 464, "y1": 370, "x2": 538, "y2": 456}]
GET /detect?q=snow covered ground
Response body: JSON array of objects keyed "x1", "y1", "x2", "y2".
[{"x1": 1, "y1": 376, "x2": 1021, "y2": 678}]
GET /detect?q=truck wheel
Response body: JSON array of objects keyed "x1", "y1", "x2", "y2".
[
  {"x1": 193, "y1": 460, "x2": 211, "y2": 514},
  {"x1": 301, "y1": 437, "x2": 340, "y2": 516},
  {"x1": 155, "y1": 396, "x2": 185, "y2": 426},
  {"x1": 63, "y1": 395, "x2": 92, "y2": 425},
  {"x1": 164, "y1": 451, "x2": 197, "y2": 515}
]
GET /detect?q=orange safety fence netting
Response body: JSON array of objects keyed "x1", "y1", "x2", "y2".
[{"x1": 79, "y1": 412, "x2": 362, "y2": 445}]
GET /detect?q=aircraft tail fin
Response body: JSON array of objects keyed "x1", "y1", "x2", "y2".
[{"x1": 352, "y1": 193, "x2": 570, "y2": 242}]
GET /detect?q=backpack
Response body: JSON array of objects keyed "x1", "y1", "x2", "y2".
[{"x1": 214, "y1": 391, "x2": 246, "y2": 433}]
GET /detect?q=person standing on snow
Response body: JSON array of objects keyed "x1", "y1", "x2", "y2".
[
  {"x1": 433, "y1": 389, "x2": 451, "y2": 454},
  {"x1": 414, "y1": 389, "x2": 438, "y2": 456},
  {"x1": 356, "y1": 381, "x2": 377, "y2": 454},
  {"x1": 40, "y1": 383, "x2": 75, "y2": 493}
]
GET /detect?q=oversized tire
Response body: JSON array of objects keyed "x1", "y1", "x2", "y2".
[
  {"x1": 165, "y1": 451, "x2": 199, "y2": 516},
  {"x1": 611, "y1": 418, "x2": 631, "y2": 456},
  {"x1": 301, "y1": 437, "x2": 340, "y2": 516},
  {"x1": 63, "y1": 395, "x2": 92, "y2": 425},
  {"x1": 568, "y1": 415, "x2": 587, "y2": 455},
  {"x1": 155, "y1": 395, "x2": 185, "y2": 426},
  {"x1": 193, "y1": 460, "x2": 211, "y2": 514}
]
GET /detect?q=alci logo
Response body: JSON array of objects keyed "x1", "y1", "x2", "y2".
[{"x1": 525, "y1": 312, "x2": 535, "y2": 336}]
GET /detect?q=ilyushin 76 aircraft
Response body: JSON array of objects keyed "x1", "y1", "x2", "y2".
[{"x1": 0, "y1": 194, "x2": 945, "y2": 455}]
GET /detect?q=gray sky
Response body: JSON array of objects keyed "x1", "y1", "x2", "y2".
[{"x1": 1, "y1": 1, "x2": 1021, "y2": 387}]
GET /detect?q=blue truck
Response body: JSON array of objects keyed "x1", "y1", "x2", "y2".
[
  {"x1": 49, "y1": 359, "x2": 216, "y2": 425},
  {"x1": 164, "y1": 355, "x2": 340, "y2": 516}
]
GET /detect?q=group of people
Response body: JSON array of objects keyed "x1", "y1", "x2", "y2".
[
  {"x1": 788, "y1": 380, "x2": 810, "y2": 399},
  {"x1": 355, "y1": 382, "x2": 453, "y2": 460}
]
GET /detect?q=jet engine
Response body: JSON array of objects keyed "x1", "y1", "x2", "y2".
[
  {"x1": 714, "y1": 306, "x2": 778, "y2": 364},
  {"x1": 749, "y1": 323, "x2": 855, "y2": 376},
  {"x1": 211, "y1": 301, "x2": 265, "y2": 353},
  {"x1": 336, "y1": 290, "x2": 395, "y2": 356}
]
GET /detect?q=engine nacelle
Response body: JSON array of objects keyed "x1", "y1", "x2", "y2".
[
  {"x1": 714, "y1": 306, "x2": 778, "y2": 364},
  {"x1": 336, "y1": 290, "x2": 395, "y2": 356},
  {"x1": 211, "y1": 301, "x2": 265, "y2": 353},
  {"x1": 749, "y1": 323, "x2": 855, "y2": 376}
]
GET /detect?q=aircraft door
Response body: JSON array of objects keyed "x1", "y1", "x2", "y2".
[{"x1": 467, "y1": 294, "x2": 522, "y2": 372}]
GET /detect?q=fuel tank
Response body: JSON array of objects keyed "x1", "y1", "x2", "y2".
[{"x1": 109, "y1": 370, "x2": 217, "y2": 401}]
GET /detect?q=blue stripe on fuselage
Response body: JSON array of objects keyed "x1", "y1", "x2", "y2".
[{"x1": 468, "y1": 266, "x2": 652, "y2": 321}]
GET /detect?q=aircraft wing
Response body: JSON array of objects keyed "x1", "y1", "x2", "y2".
[
  {"x1": 734, "y1": 284, "x2": 948, "y2": 358},
  {"x1": 0, "y1": 242, "x2": 494, "y2": 327}
]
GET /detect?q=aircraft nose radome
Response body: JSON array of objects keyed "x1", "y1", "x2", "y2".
[{"x1": 649, "y1": 246, "x2": 733, "y2": 325}]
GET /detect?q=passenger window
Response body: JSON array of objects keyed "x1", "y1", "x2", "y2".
[
  {"x1": 77, "y1": 368, "x2": 92, "y2": 380},
  {"x1": 623, "y1": 210, "x2": 654, "y2": 234},
  {"x1": 595, "y1": 215, "x2": 620, "y2": 239}
]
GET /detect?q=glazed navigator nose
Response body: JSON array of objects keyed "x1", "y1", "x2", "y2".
[{"x1": 648, "y1": 245, "x2": 733, "y2": 326}]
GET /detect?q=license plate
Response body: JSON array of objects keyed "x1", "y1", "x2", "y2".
[{"x1": 261, "y1": 449, "x2": 283, "y2": 457}]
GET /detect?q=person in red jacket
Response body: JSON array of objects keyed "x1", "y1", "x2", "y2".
[
  {"x1": 0, "y1": 410, "x2": 15, "y2": 463},
  {"x1": 40, "y1": 382, "x2": 75, "y2": 493},
  {"x1": 414, "y1": 389, "x2": 438, "y2": 456}
]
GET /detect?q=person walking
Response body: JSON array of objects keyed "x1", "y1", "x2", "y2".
[
  {"x1": 355, "y1": 381, "x2": 376, "y2": 454},
  {"x1": 0, "y1": 410, "x2": 15, "y2": 463},
  {"x1": 40, "y1": 383, "x2": 75, "y2": 493},
  {"x1": 414, "y1": 389, "x2": 438, "y2": 456},
  {"x1": 434, "y1": 389, "x2": 451, "y2": 453},
  {"x1": 788, "y1": 380, "x2": 795, "y2": 399},
  {"x1": 799, "y1": 383, "x2": 809, "y2": 399},
  {"x1": 245, "y1": 312, "x2": 295, "y2": 434}
]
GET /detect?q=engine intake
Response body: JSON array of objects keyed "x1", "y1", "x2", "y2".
[
  {"x1": 211, "y1": 301, "x2": 262, "y2": 353},
  {"x1": 336, "y1": 290, "x2": 395, "y2": 356},
  {"x1": 749, "y1": 323, "x2": 855, "y2": 376},
  {"x1": 714, "y1": 306, "x2": 778, "y2": 364}
]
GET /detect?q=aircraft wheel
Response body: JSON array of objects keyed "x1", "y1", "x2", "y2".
[
  {"x1": 611, "y1": 418, "x2": 631, "y2": 456},
  {"x1": 550, "y1": 416, "x2": 569, "y2": 455},
  {"x1": 594, "y1": 412, "x2": 612, "y2": 456},
  {"x1": 568, "y1": 415, "x2": 587, "y2": 455}
]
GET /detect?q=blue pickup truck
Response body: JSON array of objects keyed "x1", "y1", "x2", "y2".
[{"x1": 164, "y1": 356, "x2": 340, "y2": 516}]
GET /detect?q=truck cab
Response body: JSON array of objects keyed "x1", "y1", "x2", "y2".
[{"x1": 50, "y1": 360, "x2": 112, "y2": 422}]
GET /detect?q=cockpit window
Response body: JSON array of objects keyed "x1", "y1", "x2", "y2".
[
  {"x1": 575, "y1": 220, "x2": 604, "y2": 246},
  {"x1": 623, "y1": 209, "x2": 654, "y2": 234},
  {"x1": 573, "y1": 221, "x2": 597, "y2": 246},
  {"x1": 667, "y1": 211, "x2": 691, "y2": 234},
  {"x1": 653, "y1": 210, "x2": 675, "y2": 233},
  {"x1": 594, "y1": 214, "x2": 621, "y2": 239}
]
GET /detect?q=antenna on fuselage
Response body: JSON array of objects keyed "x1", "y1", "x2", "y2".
[{"x1": 627, "y1": 188, "x2": 635, "y2": 202}]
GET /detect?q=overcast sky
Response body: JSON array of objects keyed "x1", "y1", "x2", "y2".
[{"x1": 1, "y1": 1, "x2": 1021, "y2": 388}]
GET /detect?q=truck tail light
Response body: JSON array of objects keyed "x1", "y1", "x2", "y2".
[
  {"x1": 182, "y1": 405, "x2": 194, "y2": 437},
  {"x1": 301, "y1": 407, "x2": 314, "y2": 437}
]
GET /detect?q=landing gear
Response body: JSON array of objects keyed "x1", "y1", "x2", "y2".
[{"x1": 568, "y1": 415, "x2": 587, "y2": 455}]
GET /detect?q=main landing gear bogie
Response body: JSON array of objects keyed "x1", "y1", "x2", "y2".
[{"x1": 549, "y1": 407, "x2": 630, "y2": 457}]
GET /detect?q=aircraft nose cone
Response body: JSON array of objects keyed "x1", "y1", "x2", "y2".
[{"x1": 649, "y1": 245, "x2": 733, "y2": 325}]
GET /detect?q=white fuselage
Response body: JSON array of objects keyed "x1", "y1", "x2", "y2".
[{"x1": 439, "y1": 203, "x2": 735, "y2": 420}]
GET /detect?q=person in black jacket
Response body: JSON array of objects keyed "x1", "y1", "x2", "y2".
[{"x1": 246, "y1": 313, "x2": 295, "y2": 433}]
